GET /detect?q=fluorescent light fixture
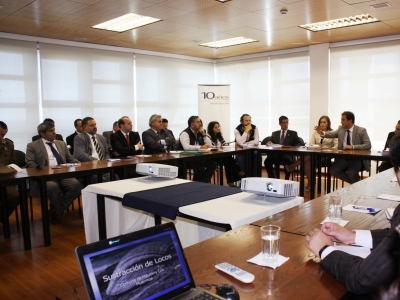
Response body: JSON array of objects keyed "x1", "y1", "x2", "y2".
[
  {"x1": 92, "y1": 13, "x2": 161, "y2": 32},
  {"x1": 299, "y1": 14, "x2": 380, "y2": 32},
  {"x1": 216, "y1": 0, "x2": 232, "y2": 2},
  {"x1": 200, "y1": 37, "x2": 258, "y2": 48}
]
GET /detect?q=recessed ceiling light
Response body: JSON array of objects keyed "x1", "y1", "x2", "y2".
[
  {"x1": 299, "y1": 14, "x2": 380, "y2": 32},
  {"x1": 200, "y1": 37, "x2": 258, "y2": 48},
  {"x1": 92, "y1": 13, "x2": 161, "y2": 32},
  {"x1": 371, "y1": 2, "x2": 391, "y2": 9}
]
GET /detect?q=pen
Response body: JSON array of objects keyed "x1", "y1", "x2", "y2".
[{"x1": 352, "y1": 205, "x2": 376, "y2": 213}]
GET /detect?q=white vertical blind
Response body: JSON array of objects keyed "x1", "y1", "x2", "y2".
[
  {"x1": 330, "y1": 41, "x2": 400, "y2": 150},
  {"x1": 0, "y1": 38, "x2": 39, "y2": 151},
  {"x1": 39, "y1": 43, "x2": 134, "y2": 138},
  {"x1": 216, "y1": 57, "x2": 269, "y2": 142},
  {"x1": 270, "y1": 52, "x2": 310, "y2": 143},
  {"x1": 135, "y1": 54, "x2": 213, "y2": 136}
]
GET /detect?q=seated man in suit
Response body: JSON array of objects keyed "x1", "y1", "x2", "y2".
[
  {"x1": 66, "y1": 118, "x2": 83, "y2": 155},
  {"x1": 264, "y1": 116, "x2": 302, "y2": 179},
  {"x1": 142, "y1": 114, "x2": 175, "y2": 154},
  {"x1": 73, "y1": 117, "x2": 114, "y2": 183},
  {"x1": 315, "y1": 111, "x2": 371, "y2": 184},
  {"x1": 378, "y1": 120, "x2": 400, "y2": 173},
  {"x1": 162, "y1": 118, "x2": 175, "y2": 139},
  {"x1": 305, "y1": 133, "x2": 400, "y2": 297},
  {"x1": 26, "y1": 121, "x2": 82, "y2": 224},
  {"x1": 178, "y1": 116, "x2": 216, "y2": 183},
  {"x1": 0, "y1": 121, "x2": 19, "y2": 221},
  {"x1": 102, "y1": 121, "x2": 119, "y2": 155},
  {"x1": 32, "y1": 118, "x2": 64, "y2": 142},
  {"x1": 110, "y1": 116, "x2": 143, "y2": 157}
]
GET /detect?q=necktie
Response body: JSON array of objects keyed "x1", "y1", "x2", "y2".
[
  {"x1": 346, "y1": 130, "x2": 351, "y2": 146},
  {"x1": 92, "y1": 136, "x2": 104, "y2": 160},
  {"x1": 46, "y1": 142, "x2": 64, "y2": 165},
  {"x1": 280, "y1": 130, "x2": 285, "y2": 145},
  {"x1": 125, "y1": 134, "x2": 130, "y2": 147}
]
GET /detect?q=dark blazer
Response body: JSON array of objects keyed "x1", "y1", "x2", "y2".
[
  {"x1": 66, "y1": 132, "x2": 77, "y2": 154},
  {"x1": 322, "y1": 204, "x2": 400, "y2": 295},
  {"x1": 142, "y1": 128, "x2": 175, "y2": 154},
  {"x1": 384, "y1": 131, "x2": 395, "y2": 150},
  {"x1": 324, "y1": 125, "x2": 371, "y2": 171},
  {"x1": 73, "y1": 132, "x2": 110, "y2": 161},
  {"x1": 110, "y1": 131, "x2": 142, "y2": 156},
  {"x1": 25, "y1": 139, "x2": 79, "y2": 196},
  {"x1": 270, "y1": 129, "x2": 302, "y2": 146}
]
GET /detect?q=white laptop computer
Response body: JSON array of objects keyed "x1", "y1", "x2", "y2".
[{"x1": 76, "y1": 222, "x2": 225, "y2": 300}]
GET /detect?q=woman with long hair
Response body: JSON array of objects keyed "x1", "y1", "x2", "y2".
[{"x1": 207, "y1": 121, "x2": 244, "y2": 187}]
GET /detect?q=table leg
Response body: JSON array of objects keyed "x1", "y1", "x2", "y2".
[
  {"x1": 154, "y1": 215, "x2": 161, "y2": 225},
  {"x1": 310, "y1": 154, "x2": 315, "y2": 199},
  {"x1": 1, "y1": 187, "x2": 10, "y2": 239},
  {"x1": 39, "y1": 178, "x2": 51, "y2": 246},
  {"x1": 97, "y1": 194, "x2": 106, "y2": 240},
  {"x1": 327, "y1": 159, "x2": 332, "y2": 193},
  {"x1": 18, "y1": 180, "x2": 31, "y2": 250},
  {"x1": 299, "y1": 153, "x2": 304, "y2": 197}
]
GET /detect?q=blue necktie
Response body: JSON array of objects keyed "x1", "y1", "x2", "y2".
[
  {"x1": 46, "y1": 142, "x2": 64, "y2": 165},
  {"x1": 346, "y1": 130, "x2": 351, "y2": 146}
]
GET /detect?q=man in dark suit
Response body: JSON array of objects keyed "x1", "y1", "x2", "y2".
[
  {"x1": 102, "y1": 121, "x2": 119, "y2": 154},
  {"x1": 110, "y1": 116, "x2": 143, "y2": 157},
  {"x1": 26, "y1": 121, "x2": 82, "y2": 224},
  {"x1": 305, "y1": 134, "x2": 400, "y2": 297},
  {"x1": 378, "y1": 120, "x2": 400, "y2": 172},
  {"x1": 73, "y1": 117, "x2": 113, "y2": 183},
  {"x1": 162, "y1": 118, "x2": 175, "y2": 139},
  {"x1": 315, "y1": 111, "x2": 371, "y2": 183},
  {"x1": 142, "y1": 114, "x2": 175, "y2": 154},
  {"x1": 66, "y1": 118, "x2": 83, "y2": 155},
  {"x1": 264, "y1": 115, "x2": 303, "y2": 179}
]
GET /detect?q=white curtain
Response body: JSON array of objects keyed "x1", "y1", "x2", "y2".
[
  {"x1": 330, "y1": 41, "x2": 400, "y2": 150},
  {"x1": 135, "y1": 54, "x2": 213, "y2": 137},
  {"x1": 39, "y1": 43, "x2": 134, "y2": 138},
  {"x1": 0, "y1": 38, "x2": 39, "y2": 151}
]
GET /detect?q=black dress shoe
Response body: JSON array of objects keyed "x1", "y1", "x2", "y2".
[
  {"x1": 48, "y1": 208, "x2": 55, "y2": 222},
  {"x1": 52, "y1": 211, "x2": 63, "y2": 224}
]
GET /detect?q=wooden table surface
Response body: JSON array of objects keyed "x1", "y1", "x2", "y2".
[
  {"x1": 184, "y1": 224, "x2": 347, "y2": 300},
  {"x1": 251, "y1": 169, "x2": 399, "y2": 234}
]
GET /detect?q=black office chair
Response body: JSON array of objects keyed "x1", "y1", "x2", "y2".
[{"x1": 32, "y1": 134, "x2": 64, "y2": 142}]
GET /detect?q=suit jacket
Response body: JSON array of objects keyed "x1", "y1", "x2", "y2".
[
  {"x1": 384, "y1": 131, "x2": 395, "y2": 150},
  {"x1": 102, "y1": 130, "x2": 113, "y2": 151},
  {"x1": 142, "y1": 128, "x2": 175, "y2": 154},
  {"x1": 73, "y1": 132, "x2": 110, "y2": 162},
  {"x1": 66, "y1": 132, "x2": 77, "y2": 154},
  {"x1": 110, "y1": 131, "x2": 142, "y2": 156},
  {"x1": 321, "y1": 204, "x2": 400, "y2": 295},
  {"x1": 324, "y1": 125, "x2": 371, "y2": 171},
  {"x1": 270, "y1": 129, "x2": 303, "y2": 146},
  {"x1": 25, "y1": 139, "x2": 79, "y2": 196}
]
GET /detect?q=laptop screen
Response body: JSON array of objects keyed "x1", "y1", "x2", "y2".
[{"x1": 76, "y1": 223, "x2": 195, "y2": 300}]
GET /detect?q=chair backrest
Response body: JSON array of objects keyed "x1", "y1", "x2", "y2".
[
  {"x1": 14, "y1": 150, "x2": 26, "y2": 168},
  {"x1": 297, "y1": 137, "x2": 306, "y2": 146},
  {"x1": 261, "y1": 136, "x2": 271, "y2": 145},
  {"x1": 32, "y1": 134, "x2": 64, "y2": 142}
]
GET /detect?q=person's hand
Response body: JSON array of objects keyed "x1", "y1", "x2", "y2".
[
  {"x1": 305, "y1": 228, "x2": 333, "y2": 257},
  {"x1": 343, "y1": 145, "x2": 353, "y2": 150},
  {"x1": 200, "y1": 144, "x2": 210, "y2": 149},
  {"x1": 137, "y1": 142, "x2": 143, "y2": 150},
  {"x1": 321, "y1": 222, "x2": 356, "y2": 244},
  {"x1": 199, "y1": 127, "x2": 206, "y2": 136},
  {"x1": 266, "y1": 141, "x2": 272, "y2": 146},
  {"x1": 314, "y1": 126, "x2": 323, "y2": 135},
  {"x1": 244, "y1": 124, "x2": 252, "y2": 133},
  {"x1": 113, "y1": 151, "x2": 120, "y2": 157}
]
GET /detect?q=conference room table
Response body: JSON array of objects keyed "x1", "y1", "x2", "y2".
[
  {"x1": 251, "y1": 169, "x2": 398, "y2": 235},
  {"x1": 256, "y1": 145, "x2": 391, "y2": 199},
  {"x1": 81, "y1": 177, "x2": 304, "y2": 248},
  {"x1": 0, "y1": 171, "x2": 31, "y2": 250},
  {"x1": 184, "y1": 224, "x2": 347, "y2": 299}
]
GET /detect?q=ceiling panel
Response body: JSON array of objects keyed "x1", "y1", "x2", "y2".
[{"x1": 0, "y1": 0, "x2": 399, "y2": 59}]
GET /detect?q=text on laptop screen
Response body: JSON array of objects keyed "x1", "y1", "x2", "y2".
[{"x1": 82, "y1": 230, "x2": 192, "y2": 299}]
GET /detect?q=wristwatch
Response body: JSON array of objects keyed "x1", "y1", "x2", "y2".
[{"x1": 319, "y1": 245, "x2": 330, "y2": 258}]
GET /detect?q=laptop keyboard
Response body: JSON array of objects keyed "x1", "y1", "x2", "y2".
[{"x1": 189, "y1": 291, "x2": 222, "y2": 300}]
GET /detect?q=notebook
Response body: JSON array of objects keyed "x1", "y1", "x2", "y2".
[{"x1": 76, "y1": 223, "x2": 225, "y2": 300}]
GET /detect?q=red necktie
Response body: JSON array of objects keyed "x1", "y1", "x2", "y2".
[{"x1": 125, "y1": 134, "x2": 130, "y2": 147}]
